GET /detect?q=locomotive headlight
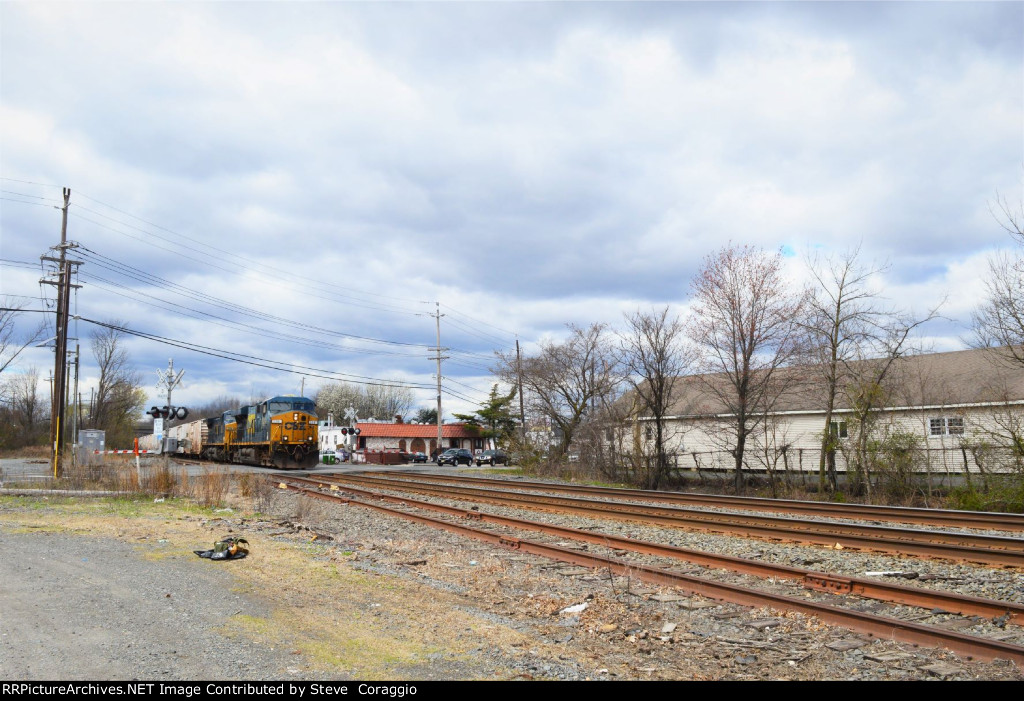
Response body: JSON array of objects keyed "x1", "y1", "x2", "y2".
[
  {"x1": 283, "y1": 436, "x2": 289, "y2": 441},
  {"x1": 294, "y1": 413, "x2": 299, "y2": 421}
]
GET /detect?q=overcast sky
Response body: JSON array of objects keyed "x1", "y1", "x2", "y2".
[{"x1": 1, "y1": 1, "x2": 1022, "y2": 419}]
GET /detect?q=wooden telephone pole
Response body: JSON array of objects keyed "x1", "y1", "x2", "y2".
[{"x1": 41, "y1": 188, "x2": 81, "y2": 477}]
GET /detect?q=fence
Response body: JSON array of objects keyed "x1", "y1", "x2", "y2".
[{"x1": 663, "y1": 445, "x2": 1022, "y2": 477}]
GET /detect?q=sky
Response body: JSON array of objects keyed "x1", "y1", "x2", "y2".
[{"x1": 1, "y1": 1, "x2": 1022, "y2": 421}]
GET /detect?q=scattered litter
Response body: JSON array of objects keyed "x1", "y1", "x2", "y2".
[
  {"x1": 661, "y1": 622, "x2": 677, "y2": 634},
  {"x1": 832, "y1": 543, "x2": 844, "y2": 550},
  {"x1": 278, "y1": 483, "x2": 288, "y2": 489},
  {"x1": 214, "y1": 508, "x2": 234, "y2": 513},
  {"x1": 158, "y1": 539, "x2": 168, "y2": 544},
  {"x1": 560, "y1": 602, "x2": 589, "y2": 615},
  {"x1": 469, "y1": 560, "x2": 478, "y2": 566},
  {"x1": 865, "y1": 571, "x2": 918, "y2": 579},
  {"x1": 598, "y1": 623, "x2": 618, "y2": 633},
  {"x1": 153, "y1": 498, "x2": 164, "y2": 503},
  {"x1": 194, "y1": 536, "x2": 249, "y2": 561}
]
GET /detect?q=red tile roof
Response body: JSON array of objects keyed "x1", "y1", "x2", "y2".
[{"x1": 355, "y1": 422, "x2": 478, "y2": 438}]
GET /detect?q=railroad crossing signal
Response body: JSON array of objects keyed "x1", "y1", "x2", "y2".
[{"x1": 147, "y1": 406, "x2": 189, "y2": 420}]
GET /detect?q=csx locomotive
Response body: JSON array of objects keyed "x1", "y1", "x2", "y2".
[{"x1": 151, "y1": 395, "x2": 319, "y2": 470}]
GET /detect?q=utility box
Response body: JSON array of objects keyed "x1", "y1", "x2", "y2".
[{"x1": 78, "y1": 430, "x2": 105, "y2": 465}]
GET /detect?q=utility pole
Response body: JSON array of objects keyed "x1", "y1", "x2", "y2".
[
  {"x1": 423, "y1": 302, "x2": 448, "y2": 455},
  {"x1": 72, "y1": 342, "x2": 80, "y2": 444},
  {"x1": 40, "y1": 188, "x2": 80, "y2": 477}
]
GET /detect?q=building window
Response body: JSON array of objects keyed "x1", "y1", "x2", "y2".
[
  {"x1": 929, "y1": 417, "x2": 964, "y2": 437},
  {"x1": 829, "y1": 421, "x2": 848, "y2": 439},
  {"x1": 644, "y1": 426, "x2": 653, "y2": 440}
]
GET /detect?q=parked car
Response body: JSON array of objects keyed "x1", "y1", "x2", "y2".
[
  {"x1": 475, "y1": 449, "x2": 509, "y2": 466},
  {"x1": 408, "y1": 452, "x2": 428, "y2": 463},
  {"x1": 437, "y1": 448, "x2": 474, "y2": 466}
]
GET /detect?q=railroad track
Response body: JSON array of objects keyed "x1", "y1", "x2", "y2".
[
  {"x1": 273, "y1": 475, "x2": 1024, "y2": 666},
  {"x1": 376, "y1": 469, "x2": 1024, "y2": 532},
  {"x1": 319, "y1": 472, "x2": 1024, "y2": 568}
]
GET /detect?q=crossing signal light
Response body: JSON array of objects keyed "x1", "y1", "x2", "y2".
[{"x1": 147, "y1": 406, "x2": 189, "y2": 420}]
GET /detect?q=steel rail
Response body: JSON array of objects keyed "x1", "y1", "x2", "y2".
[
  {"x1": 375, "y1": 470, "x2": 1024, "y2": 532},
  {"x1": 322, "y1": 472, "x2": 1024, "y2": 567},
  {"x1": 283, "y1": 474, "x2": 1024, "y2": 626},
  {"x1": 276, "y1": 478, "x2": 1024, "y2": 665}
]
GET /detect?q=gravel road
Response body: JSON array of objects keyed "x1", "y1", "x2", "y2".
[{"x1": 0, "y1": 530, "x2": 320, "y2": 681}]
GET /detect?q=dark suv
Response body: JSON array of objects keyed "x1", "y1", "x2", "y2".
[
  {"x1": 475, "y1": 449, "x2": 509, "y2": 466},
  {"x1": 437, "y1": 448, "x2": 474, "y2": 466}
]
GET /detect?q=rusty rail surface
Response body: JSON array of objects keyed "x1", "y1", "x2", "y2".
[
  {"x1": 321, "y1": 472, "x2": 1024, "y2": 568},
  {"x1": 283, "y1": 474, "x2": 1024, "y2": 626},
  {"x1": 375, "y1": 470, "x2": 1024, "y2": 532},
  {"x1": 275, "y1": 477, "x2": 1024, "y2": 666}
]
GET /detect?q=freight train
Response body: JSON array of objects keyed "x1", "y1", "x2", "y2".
[{"x1": 140, "y1": 395, "x2": 319, "y2": 470}]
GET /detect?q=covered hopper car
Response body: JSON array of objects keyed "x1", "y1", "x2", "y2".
[{"x1": 152, "y1": 395, "x2": 319, "y2": 470}]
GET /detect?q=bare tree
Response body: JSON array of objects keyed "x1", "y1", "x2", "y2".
[
  {"x1": 972, "y1": 195, "x2": 1024, "y2": 366},
  {"x1": 315, "y1": 381, "x2": 415, "y2": 422},
  {"x1": 619, "y1": 306, "x2": 692, "y2": 489},
  {"x1": 801, "y1": 246, "x2": 900, "y2": 492},
  {"x1": 0, "y1": 366, "x2": 48, "y2": 448},
  {"x1": 0, "y1": 298, "x2": 46, "y2": 376},
  {"x1": 688, "y1": 245, "x2": 804, "y2": 491},
  {"x1": 90, "y1": 322, "x2": 146, "y2": 448},
  {"x1": 496, "y1": 323, "x2": 619, "y2": 461},
  {"x1": 840, "y1": 309, "x2": 941, "y2": 498}
]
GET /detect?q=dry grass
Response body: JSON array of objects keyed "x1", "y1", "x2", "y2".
[
  {"x1": 192, "y1": 467, "x2": 231, "y2": 507},
  {"x1": 0, "y1": 496, "x2": 525, "y2": 679},
  {"x1": 237, "y1": 473, "x2": 276, "y2": 513}
]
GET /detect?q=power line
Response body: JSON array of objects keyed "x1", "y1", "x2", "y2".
[
  {"x1": 79, "y1": 272, "x2": 431, "y2": 360},
  {"x1": 440, "y1": 303, "x2": 519, "y2": 341},
  {"x1": 76, "y1": 316, "x2": 436, "y2": 390},
  {"x1": 75, "y1": 247, "x2": 432, "y2": 349}
]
